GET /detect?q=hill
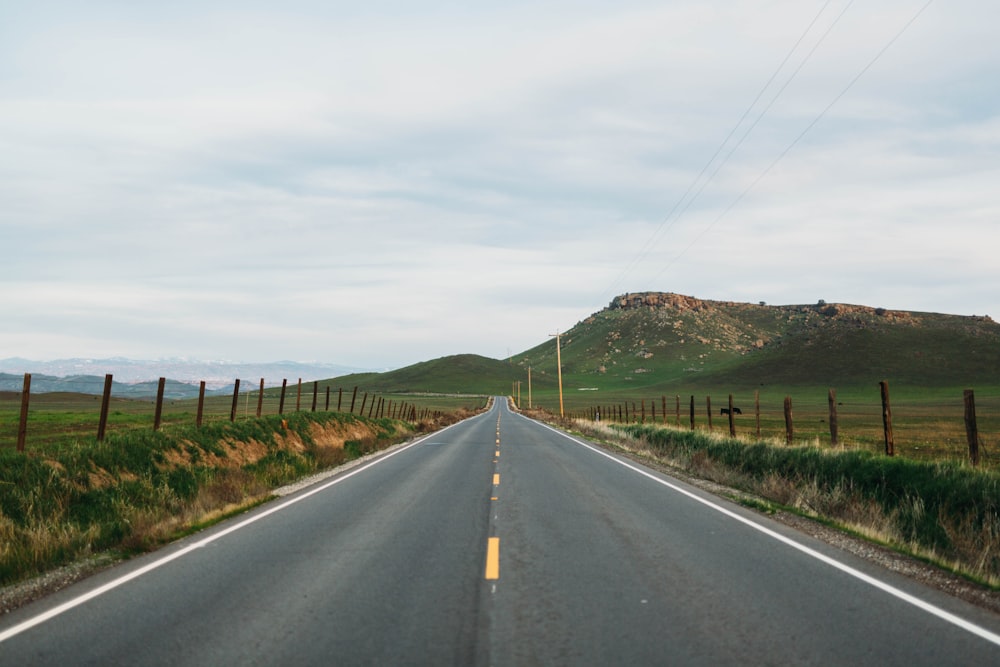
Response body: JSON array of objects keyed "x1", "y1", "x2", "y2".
[
  {"x1": 511, "y1": 292, "x2": 1000, "y2": 393},
  {"x1": 10, "y1": 294, "x2": 996, "y2": 400},
  {"x1": 333, "y1": 353, "x2": 536, "y2": 395},
  {"x1": 0, "y1": 373, "x2": 208, "y2": 399}
]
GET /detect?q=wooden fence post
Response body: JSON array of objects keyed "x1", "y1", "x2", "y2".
[
  {"x1": 16, "y1": 373, "x2": 30, "y2": 452},
  {"x1": 154, "y1": 377, "x2": 166, "y2": 431},
  {"x1": 338, "y1": 387, "x2": 343, "y2": 411},
  {"x1": 196, "y1": 381, "x2": 206, "y2": 427},
  {"x1": 784, "y1": 396, "x2": 793, "y2": 445},
  {"x1": 296, "y1": 378, "x2": 302, "y2": 412},
  {"x1": 350, "y1": 386, "x2": 358, "y2": 413},
  {"x1": 728, "y1": 394, "x2": 736, "y2": 437},
  {"x1": 257, "y1": 378, "x2": 265, "y2": 417},
  {"x1": 754, "y1": 390, "x2": 761, "y2": 439},
  {"x1": 360, "y1": 392, "x2": 368, "y2": 416},
  {"x1": 964, "y1": 389, "x2": 980, "y2": 466},
  {"x1": 828, "y1": 388, "x2": 839, "y2": 446},
  {"x1": 311, "y1": 381, "x2": 318, "y2": 412},
  {"x1": 689, "y1": 395, "x2": 695, "y2": 430},
  {"x1": 662, "y1": 396, "x2": 667, "y2": 425},
  {"x1": 230, "y1": 379, "x2": 241, "y2": 422},
  {"x1": 706, "y1": 396, "x2": 713, "y2": 431},
  {"x1": 279, "y1": 379, "x2": 288, "y2": 414},
  {"x1": 880, "y1": 380, "x2": 895, "y2": 456},
  {"x1": 97, "y1": 374, "x2": 113, "y2": 441},
  {"x1": 641, "y1": 399, "x2": 646, "y2": 424},
  {"x1": 325, "y1": 386, "x2": 331, "y2": 411},
  {"x1": 676, "y1": 395, "x2": 681, "y2": 426}
]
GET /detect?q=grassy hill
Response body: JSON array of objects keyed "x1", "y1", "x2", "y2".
[
  {"x1": 326, "y1": 293, "x2": 999, "y2": 400},
  {"x1": 333, "y1": 353, "x2": 538, "y2": 395},
  {"x1": 513, "y1": 293, "x2": 1000, "y2": 394}
]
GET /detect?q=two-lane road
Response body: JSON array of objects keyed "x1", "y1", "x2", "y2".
[{"x1": 2, "y1": 398, "x2": 999, "y2": 664}]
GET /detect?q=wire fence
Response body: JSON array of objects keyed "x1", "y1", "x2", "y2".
[
  {"x1": 0, "y1": 374, "x2": 432, "y2": 453},
  {"x1": 552, "y1": 383, "x2": 997, "y2": 468}
]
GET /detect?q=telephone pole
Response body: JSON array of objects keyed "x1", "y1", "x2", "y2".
[{"x1": 549, "y1": 331, "x2": 564, "y2": 417}]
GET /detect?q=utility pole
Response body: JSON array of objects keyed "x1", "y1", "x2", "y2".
[
  {"x1": 549, "y1": 331, "x2": 564, "y2": 417},
  {"x1": 528, "y1": 366, "x2": 532, "y2": 409}
]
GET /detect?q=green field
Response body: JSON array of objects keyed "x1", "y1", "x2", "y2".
[
  {"x1": 0, "y1": 388, "x2": 489, "y2": 455},
  {"x1": 522, "y1": 384, "x2": 1000, "y2": 467}
]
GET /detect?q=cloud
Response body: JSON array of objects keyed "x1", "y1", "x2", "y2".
[{"x1": 2, "y1": 1, "x2": 998, "y2": 367}]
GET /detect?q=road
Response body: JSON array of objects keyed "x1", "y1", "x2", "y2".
[{"x1": 2, "y1": 397, "x2": 999, "y2": 664}]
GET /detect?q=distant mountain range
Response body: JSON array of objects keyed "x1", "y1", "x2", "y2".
[{"x1": 0, "y1": 358, "x2": 374, "y2": 397}]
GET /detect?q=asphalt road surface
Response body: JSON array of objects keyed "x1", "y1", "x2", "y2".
[{"x1": 2, "y1": 398, "x2": 999, "y2": 665}]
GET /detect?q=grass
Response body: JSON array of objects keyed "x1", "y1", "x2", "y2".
[
  {"x1": 0, "y1": 389, "x2": 490, "y2": 454},
  {"x1": 524, "y1": 385, "x2": 1000, "y2": 469},
  {"x1": 0, "y1": 410, "x2": 425, "y2": 586}
]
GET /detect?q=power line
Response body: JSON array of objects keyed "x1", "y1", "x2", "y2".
[
  {"x1": 649, "y1": 0, "x2": 935, "y2": 284},
  {"x1": 603, "y1": 0, "x2": 838, "y2": 300}
]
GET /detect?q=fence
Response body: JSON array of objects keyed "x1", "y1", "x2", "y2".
[
  {"x1": 2, "y1": 373, "x2": 434, "y2": 453},
  {"x1": 570, "y1": 381, "x2": 992, "y2": 467}
]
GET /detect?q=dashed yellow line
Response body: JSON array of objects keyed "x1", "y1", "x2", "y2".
[
  {"x1": 485, "y1": 537, "x2": 500, "y2": 580},
  {"x1": 493, "y1": 473, "x2": 500, "y2": 486}
]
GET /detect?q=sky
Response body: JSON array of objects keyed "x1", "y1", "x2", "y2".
[{"x1": 2, "y1": 0, "x2": 998, "y2": 370}]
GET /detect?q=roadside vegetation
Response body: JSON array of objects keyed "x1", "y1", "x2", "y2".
[
  {"x1": 569, "y1": 418, "x2": 1000, "y2": 587},
  {"x1": 0, "y1": 407, "x2": 479, "y2": 587}
]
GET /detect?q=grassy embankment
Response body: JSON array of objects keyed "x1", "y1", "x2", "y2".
[
  {"x1": 0, "y1": 405, "x2": 479, "y2": 587},
  {"x1": 571, "y1": 417, "x2": 1000, "y2": 586}
]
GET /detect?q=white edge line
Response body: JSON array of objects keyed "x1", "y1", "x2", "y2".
[
  {"x1": 525, "y1": 415, "x2": 1000, "y2": 649},
  {"x1": 0, "y1": 414, "x2": 481, "y2": 644}
]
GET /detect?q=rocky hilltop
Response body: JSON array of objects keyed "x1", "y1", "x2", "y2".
[{"x1": 608, "y1": 291, "x2": 923, "y2": 321}]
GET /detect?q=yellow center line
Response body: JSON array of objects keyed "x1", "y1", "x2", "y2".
[
  {"x1": 493, "y1": 473, "x2": 500, "y2": 486},
  {"x1": 485, "y1": 537, "x2": 500, "y2": 580}
]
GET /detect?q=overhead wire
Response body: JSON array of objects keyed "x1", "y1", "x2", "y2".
[
  {"x1": 648, "y1": 0, "x2": 935, "y2": 284},
  {"x1": 602, "y1": 0, "x2": 837, "y2": 300},
  {"x1": 656, "y1": 0, "x2": 857, "y2": 247}
]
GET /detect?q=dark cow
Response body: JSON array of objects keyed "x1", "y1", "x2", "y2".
[{"x1": 720, "y1": 407, "x2": 742, "y2": 415}]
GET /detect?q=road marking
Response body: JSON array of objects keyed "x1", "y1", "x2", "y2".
[
  {"x1": 485, "y1": 537, "x2": 500, "y2": 580},
  {"x1": 526, "y1": 416, "x2": 1000, "y2": 650},
  {"x1": 493, "y1": 473, "x2": 500, "y2": 486},
  {"x1": 0, "y1": 413, "x2": 484, "y2": 645},
  {"x1": 495, "y1": 450, "x2": 500, "y2": 457}
]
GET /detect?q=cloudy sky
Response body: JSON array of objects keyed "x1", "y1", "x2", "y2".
[{"x1": 2, "y1": 1, "x2": 997, "y2": 369}]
